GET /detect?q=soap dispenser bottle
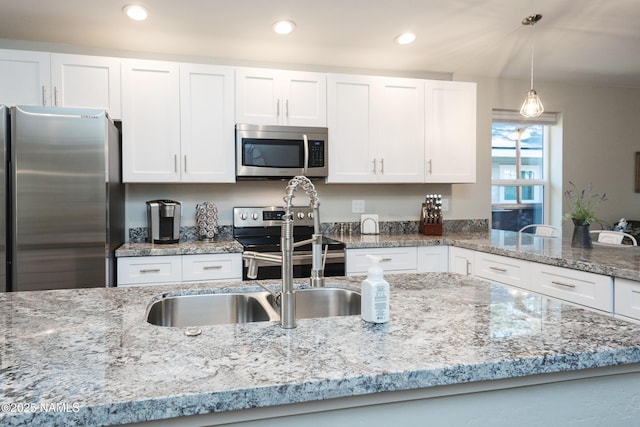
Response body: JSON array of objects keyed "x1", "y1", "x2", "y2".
[{"x1": 361, "y1": 255, "x2": 390, "y2": 323}]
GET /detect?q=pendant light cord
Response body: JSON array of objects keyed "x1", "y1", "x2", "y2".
[{"x1": 529, "y1": 22, "x2": 535, "y2": 90}]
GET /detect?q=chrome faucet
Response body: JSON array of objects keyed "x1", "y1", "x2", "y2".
[{"x1": 242, "y1": 176, "x2": 325, "y2": 328}]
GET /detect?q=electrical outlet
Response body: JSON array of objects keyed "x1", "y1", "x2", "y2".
[
  {"x1": 352, "y1": 200, "x2": 365, "y2": 213},
  {"x1": 441, "y1": 198, "x2": 450, "y2": 212}
]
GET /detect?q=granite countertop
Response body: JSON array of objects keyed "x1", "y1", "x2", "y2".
[
  {"x1": 115, "y1": 229, "x2": 640, "y2": 280},
  {"x1": 2, "y1": 273, "x2": 640, "y2": 426},
  {"x1": 115, "y1": 238, "x2": 243, "y2": 257}
]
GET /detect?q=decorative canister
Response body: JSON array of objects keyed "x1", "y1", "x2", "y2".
[{"x1": 195, "y1": 202, "x2": 219, "y2": 241}]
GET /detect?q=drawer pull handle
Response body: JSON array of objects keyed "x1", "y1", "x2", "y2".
[
  {"x1": 203, "y1": 265, "x2": 222, "y2": 270},
  {"x1": 489, "y1": 266, "x2": 507, "y2": 273},
  {"x1": 380, "y1": 258, "x2": 392, "y2": 262},
  {"x1": 140, "y1": 268, "x2": 161, "y2": 274},
  {"x1": 551, "y1": 280, "x2": 576, "y2": 289}
]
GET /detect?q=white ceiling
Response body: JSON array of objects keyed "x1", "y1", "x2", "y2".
[{"x1": 1, "y1": 0, "x2": 640, "y2": 87}]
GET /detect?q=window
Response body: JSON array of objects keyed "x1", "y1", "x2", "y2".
[{"x1": 491, "y1": 110, "x2": 558, "y2": 232}]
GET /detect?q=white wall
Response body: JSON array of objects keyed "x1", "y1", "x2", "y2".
[{"x1": 457, "y1": 73, "x2": 640, "y2": 236}]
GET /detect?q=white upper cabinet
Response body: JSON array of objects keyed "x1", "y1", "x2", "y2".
[
  {"x1": 180, "y1": 63, "x2": 235, "y2": 183},
  {"x1": 425, "y1": 80, "x2": 476, "y2": 183},
  {"x1": 121, "y1": 59, "x2": 181, "y2": 183},
  {"x1": 122, "y1": 60, "x2": 236, "y2": 183},
  {"x1": 375, "y1": 77, "x2": 425, "y2": 182},
  {"x1": 327, "y1": 74, "x2": 424, "y2": 183},
  {"x1": 0, "y1": 49, "x2": 51, "y2": 106},
  {"x1": 50, "y1": 53, "x2": 121, "y2": 119},
  {"x1": 0, "y1": 50, "x2": 121, "y2": 118},
  {"x1": 326, "y1": 74, "x2": 376, "y2": 182},
  {"x1": 236, "y1": 67, "x2": 326, "y2": 127}
]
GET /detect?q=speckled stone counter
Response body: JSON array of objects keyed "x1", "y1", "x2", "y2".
[
  {"x1": 115, "y1": 238, "x2": 243, "y2": 257},
  {"x1": 116, "y1": 229, "x2": 640, "y2": 282},
  {"x1": 2, "y1": 273, "x2": 640, "y2": 426}
]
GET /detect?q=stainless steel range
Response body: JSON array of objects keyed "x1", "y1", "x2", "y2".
[{"x1": 233, "y1": 206, "x2": 345, "y2": 280}]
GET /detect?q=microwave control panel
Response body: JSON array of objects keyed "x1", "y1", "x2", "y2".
[{"x1": 308, "y1": 140, "x2": 325, "y2": 167}]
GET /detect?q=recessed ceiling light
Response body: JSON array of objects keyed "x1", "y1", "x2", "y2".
[
  {"x1": 273, "y1": 20, "x2": 296, "y2": 35},
  {"x1": 395, "y1": 32, "x2": 416, "y2": 45},
  {"x1": 123, "y1": 5, "x2": 149, "y2": 21}
]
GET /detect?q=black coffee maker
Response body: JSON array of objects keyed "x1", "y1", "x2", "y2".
[{"x1": 146, "y1": 200, "x2": 181, "y2": 244}]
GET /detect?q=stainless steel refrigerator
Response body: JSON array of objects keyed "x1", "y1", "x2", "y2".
[{"x1": 0, "y1": 105, "x2": 124, "y2": 292}]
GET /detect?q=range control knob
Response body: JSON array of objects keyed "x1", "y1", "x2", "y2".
[
  {"x1": 252, "y1": 212, "x2": 260, "y2": 220},
  {"x1": 297, "y1": 212, "x2": 305, "y2": 220},
  {"x1": 308, "y1": 212, "x2": 314, "y2": 219},
  {"x1": 240, "y1": 212, "x2": 248, "y2": 220}
]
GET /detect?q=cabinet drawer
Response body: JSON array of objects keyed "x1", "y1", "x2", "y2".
[
  {"x1": 346, "y1": 247, "x2": 417, "y2": 275},
  {"x1": 474, "y1": 252, "x2": 530, "y2": 289},
  {"x1": 614, "y1": 278, "x2": 640, "y2": 320},
  {"x1": 182, "y1": 253, "x2": 242, "y2": 282},
  {"x1": 532, "y1": 264, "x2": 612, "y2": 312},
  {"x1": 117, "y1": 256, "x2": 182, "y2": 285}
]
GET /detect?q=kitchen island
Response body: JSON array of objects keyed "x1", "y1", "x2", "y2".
[{"x1": 2, "y1": 273, "x2": 640, "y2": 426}]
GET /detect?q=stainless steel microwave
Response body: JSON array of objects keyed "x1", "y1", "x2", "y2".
[{"x1": 235, "y1": 124, "x2": 328, "y2": 179}]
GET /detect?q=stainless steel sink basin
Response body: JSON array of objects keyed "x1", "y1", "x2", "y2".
[
  {"x1": 146, "y1": 287, "x2": 360, "y2": 327},
  {"x1": 146, "y1": 291, "x2": 279, "y2": 327},
  {"x1": 268, "y1": 288, "x2": 361, "y2": 319}
]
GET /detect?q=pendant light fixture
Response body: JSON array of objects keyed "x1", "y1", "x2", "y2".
[{"x1": 520, "y1": 14, "x2": 544, "y2": 118}]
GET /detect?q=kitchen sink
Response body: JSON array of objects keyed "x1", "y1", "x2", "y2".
[
  {"x1": 146, "y1": 287, "x2": 361, "y2": 327},
  {"x1": 267, "y1": 287, "x2": 361, "y2": 319},
  {"x1": 146, "y1": 291, "x2": 279, "y2": 327}
]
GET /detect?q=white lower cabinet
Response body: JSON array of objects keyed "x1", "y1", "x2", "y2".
[
  {"x1": 614, "y1": 278, "x2": 640, "y2": 322},
  {"x1": 118, "y1": 256, "x2": 182, "y2": 286},
  {"x1": 417, "y1": 246, "x2": 448, "y2": 273},
  {"x1": 117, "y1": 253, "x2": 242, "y2": 286},
  {"x1": 346, "y1": 247, "x2": 417, "y2": 276},
  {"x1": 531, "y1": 264, "x2": 613, "y2": 313},
  {"x1": 474, "y1": 252, "x2": 531, "y2": 289},
  {"x1": 448, "y1": 246, "x2": 475, "y2": 276}
]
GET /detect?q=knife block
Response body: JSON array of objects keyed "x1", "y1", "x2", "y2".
[{"x1": 420, "y1": 221, "x2": 442, "y2": 236}]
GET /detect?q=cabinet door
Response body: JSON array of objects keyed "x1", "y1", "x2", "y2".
[
  {"x1": 614, "y1": 278, "x2": 640, "y2": 321},
  {"x1": 448, "y1": 247, "x2": 474, "y2": 276},
  {"x1": 50, "y1": 54, "x2": 121, "y2": 119},
  {"x1": 121, "y1": 59, "x2": 181, "y2": 182},
  {"x1": 425, "y1": 80, "x2": 476, "y2": 183},
  {"x1": 417, "y1": 246, "x2": 448, "y2": 272},
  {"x1": 326, "y1": 74, "x2": 376, "y2": 183},
  {"x1": 375, "y1": 77, "x2": 425, "y2": 183},
  {"x1": 180, "y1": 64, "x2": 235, "y2": 183},
  {"x1": 0, "y1": 49, "x2": 50, "y2": 106},
  {"x1": 282, "y1": 71, "x2": 326, "y2": 126},
  {"x1": 235, "y1": 67, "x2": 280, "y2": 125}
]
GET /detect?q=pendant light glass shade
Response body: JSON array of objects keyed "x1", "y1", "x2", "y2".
[
  {"x1": 520, "y1": 89, "x2": 544, "y2": 117},
  {"x1": 520, "y1": 14, "x2": 544, "y2": 118}
]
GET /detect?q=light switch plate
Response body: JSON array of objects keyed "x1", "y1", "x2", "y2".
[{"x1": 352, "y1": 200, "x2": 365, "y2": 213}]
